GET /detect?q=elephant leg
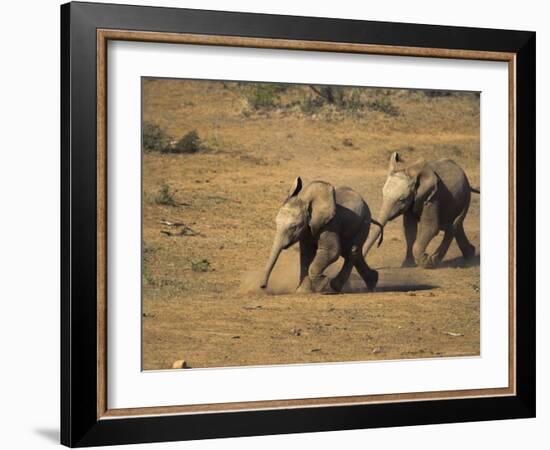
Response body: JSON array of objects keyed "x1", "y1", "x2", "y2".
[
  {"x1": 306, "y1": 230, "x2": 340, "y2": 293},
  {"x1": 330, "y1": 251, "x2": 354, "y2": 292},
  {"x1": 350, "y1": 223, "x2": 378, "y2": 291},
  {"x1": 428, "y1": 226, "x2": 454, "y2": 266},
  {"x1": 402, "y1": 211, "x2": 418, "y2": 267},
  {"x1": 413, "y1": 203, "x2": 440, "y2": 269},
  {"x1": 353, "y1": 256, "x2": 379, "y2": 292},
  {"x1": 454, "y1": 222, "x2": 475, "y2": 260},
  {"x1": 452, "y1": 202, "x2": 475, "y2": 260},
  {"x1": 298, "y1": 240, "x2": 316, "y2": 288}
]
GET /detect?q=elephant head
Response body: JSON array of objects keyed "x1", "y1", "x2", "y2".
[
  {"x1": 363, "y1": 152, "x2": 439, "y2": 255},
  {"x1": 260, "y1": 177, "x2": 336, "y2": 289}
]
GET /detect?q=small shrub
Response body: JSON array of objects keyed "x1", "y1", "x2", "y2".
[
  {"x1": 143, "y1": 122, "x2": 171, "y2": 153},
  {"x1": 142, "y1": 241, "x2": 158, "y2": 261},
  {"x1": 424, "y1": 90, "x2": 453, "y2": 98},
  {"x1": 304, "y1": 86, "x2": 364, "y2": 116},
  {"x1": 451, "y1": 147, "x2": 463, "y2": 157},
  {"x1": 368, "y1": 96, "x2": 400, "y2": 117},
  {"x1": 191, "y1": 259, "x2": 211, "y2": 272},
  {"x1": 249, "y1": 84, "x2": 278, "y2": 109},
  {"x1": 142, "y1": 268, "x2": 155, "y2": 286},
  {"x1": 154, "y1": 183, "x2": 178, "y2": 207},
  {"x1": 172, "y1": 130, "x2": 205, "y2": 154},
  {"x1": 342, "y1": 138, "x2": 354, "y2": 147},
  {"x1": 346, "y1": 89, "x2": 363, "y2": 113},
  {"x1": 300, "y1": 96, "x2": 324, "y2": 115},
  {"x1": 142, "y1": 241, "x2": 157, "y2": 285},
  {"x1": 309, "y1": 86, "x2": 345, "y2": 105}
]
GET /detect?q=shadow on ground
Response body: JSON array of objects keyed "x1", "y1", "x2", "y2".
[
  {"x1": 343, "y1": 271, "x2": 437, "y2": 294},
  {"x1": 374, "y1": 283, "x2": 436, "y2": 293},
  {"x1": 440, "y1": 254, "x2": 480, "y2": 268}
]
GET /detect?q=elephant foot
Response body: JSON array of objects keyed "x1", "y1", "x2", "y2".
[
  {"x1": 296, "y1": 277, "x2": 313, "y2": 294},
  {"x1": 401, "y1": 258, "x2": 417, "y2": 268},
  {"x1": 330, "y1": 277, "x2": 345, "y2": 293},
  {"x1": 298, "y1": 276, "x2": 339, "y2": 294},
  {"x1": 366, "y1": 270, "x2": 379, "y2": 292},
  {"x1": 415, "y1": 254, "x2": 440, "y2": 269},
  {"x1": 463, "y1": 245, "x2": 476, "y2": 260},
  {"x1": 312, "y1": 275, "x2": 333, "y2": 294}
]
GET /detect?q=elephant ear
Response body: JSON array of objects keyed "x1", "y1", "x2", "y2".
[
  {"x1": 286, "y1": 176, "x2": 303, "y2": 201},
  {"x1": 299, "y1": 181, "x2": 336, "y2": 236},
  {"x1": 406, "y1": 159, "x2": 438, "y2": 214},
  {"x1": 388, "y1": 151, "x2": 405, "y2": 172}
]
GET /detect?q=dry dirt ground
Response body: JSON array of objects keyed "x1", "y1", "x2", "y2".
[{"x1": 142, "y1": 79, "x2": 480, "y2": 370}]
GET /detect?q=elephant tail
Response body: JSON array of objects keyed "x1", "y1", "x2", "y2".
[
  {"x1": 470, "y1": 187, "x2": 480, "y2": 194},
  {"x1": 371, "y1": 219, "x2": 384, "y2": 247}
]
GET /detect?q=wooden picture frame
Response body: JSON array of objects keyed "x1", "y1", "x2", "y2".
[{"x1": 61, "y1": 2, "x2": 535, "y2": 447}]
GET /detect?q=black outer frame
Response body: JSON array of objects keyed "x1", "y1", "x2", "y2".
[{"x1": 61, "y1": 1, "x2": 535, "y2": 447}]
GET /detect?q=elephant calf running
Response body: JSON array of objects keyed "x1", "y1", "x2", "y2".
[
  {"x1": 364, "y1": 152, "x2": 479, "y2": 269},
  {"x1": 260, "y1": 177, "x2": 383, "y2": 293}
]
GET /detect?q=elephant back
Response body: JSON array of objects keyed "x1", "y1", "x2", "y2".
[
  {"x1": 431, "y1": 158, "x2": 471, "y2": 198},
  {"x1": 334, "y1": 186, "x2": 369, "y2": 224}
]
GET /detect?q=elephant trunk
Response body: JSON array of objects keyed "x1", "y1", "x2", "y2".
[
  {"x1": 363, "y1": 202, "x2": 393, "y2": 257},
  {"x1": 260, "y1": 236, "x2": 284, "y2": 289}
]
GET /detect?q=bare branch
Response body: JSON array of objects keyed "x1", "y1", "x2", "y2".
[
  {"x1": 160, "y1": 219, "x2": 202, "y2": 237},
  {"x1": 309, "y1": 85, "x2": 332, "y2": 103}
]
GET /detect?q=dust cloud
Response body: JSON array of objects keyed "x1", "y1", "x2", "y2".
[
  {"x1": 239, "y1": 247, "x2": 436, "y2": 296},
  {"x1": 238, "y1": 250, "x2": 301, "y2": 295}
]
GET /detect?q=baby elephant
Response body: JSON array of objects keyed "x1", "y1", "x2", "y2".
[
  {"x1": 260, "y1": 177, "x2": 383, "y2": 293},
  {"x1": 364, "y1": 152, "x2": 479, "y2": 268}
]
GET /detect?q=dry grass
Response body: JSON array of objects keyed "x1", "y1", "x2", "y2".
[{"x1": 142, "y1": 79, "x2": 480, "y2": 370}]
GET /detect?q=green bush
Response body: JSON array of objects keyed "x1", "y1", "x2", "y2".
[
  {"x1": 305, "y1": 86, "x2": 365, "y2": 116},
  {"x1": 300, "y1": 96, "x2": 324, "y2": 115},
  {"x1": 191, "y1": 259, "x2": 211, "y2": 272},
  {"x1": 172, "y1": 130, "x2": 204, "y2": 154},
  {"x1": 143, "y1": 122, "x2": 171, "y2": 153},
  {"x1": 143, "y1": 124, "x2": 207, "y2": 155},
  {"x1": 424, "y1": 90, "x2": 453, "y2": 98},
  {"x1": 346, "y1": 89, "x2": 363, "y2": 113},
  {"x1": 451, "y1": 147, "x2": 463, "y2": 157},
  {"x1": 367, "y1": 96, "x2": 400, "y2": 117},
  {"x1": 142, "y1": 241, "x2": 156, "y2": 285},
  {"x1": 308, "y1": 86, "x2": 346, "y2": 105},
  {"x1": 249, "y1": 84, "x2": 278, "y2": 109},
  {"x1": 154, "y1": 183, "x2": 178, "y2": 207}
]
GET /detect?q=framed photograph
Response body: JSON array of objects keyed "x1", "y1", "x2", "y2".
[{"x1": 61, "y1": 2, "x2": 535, "y2": 447}]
